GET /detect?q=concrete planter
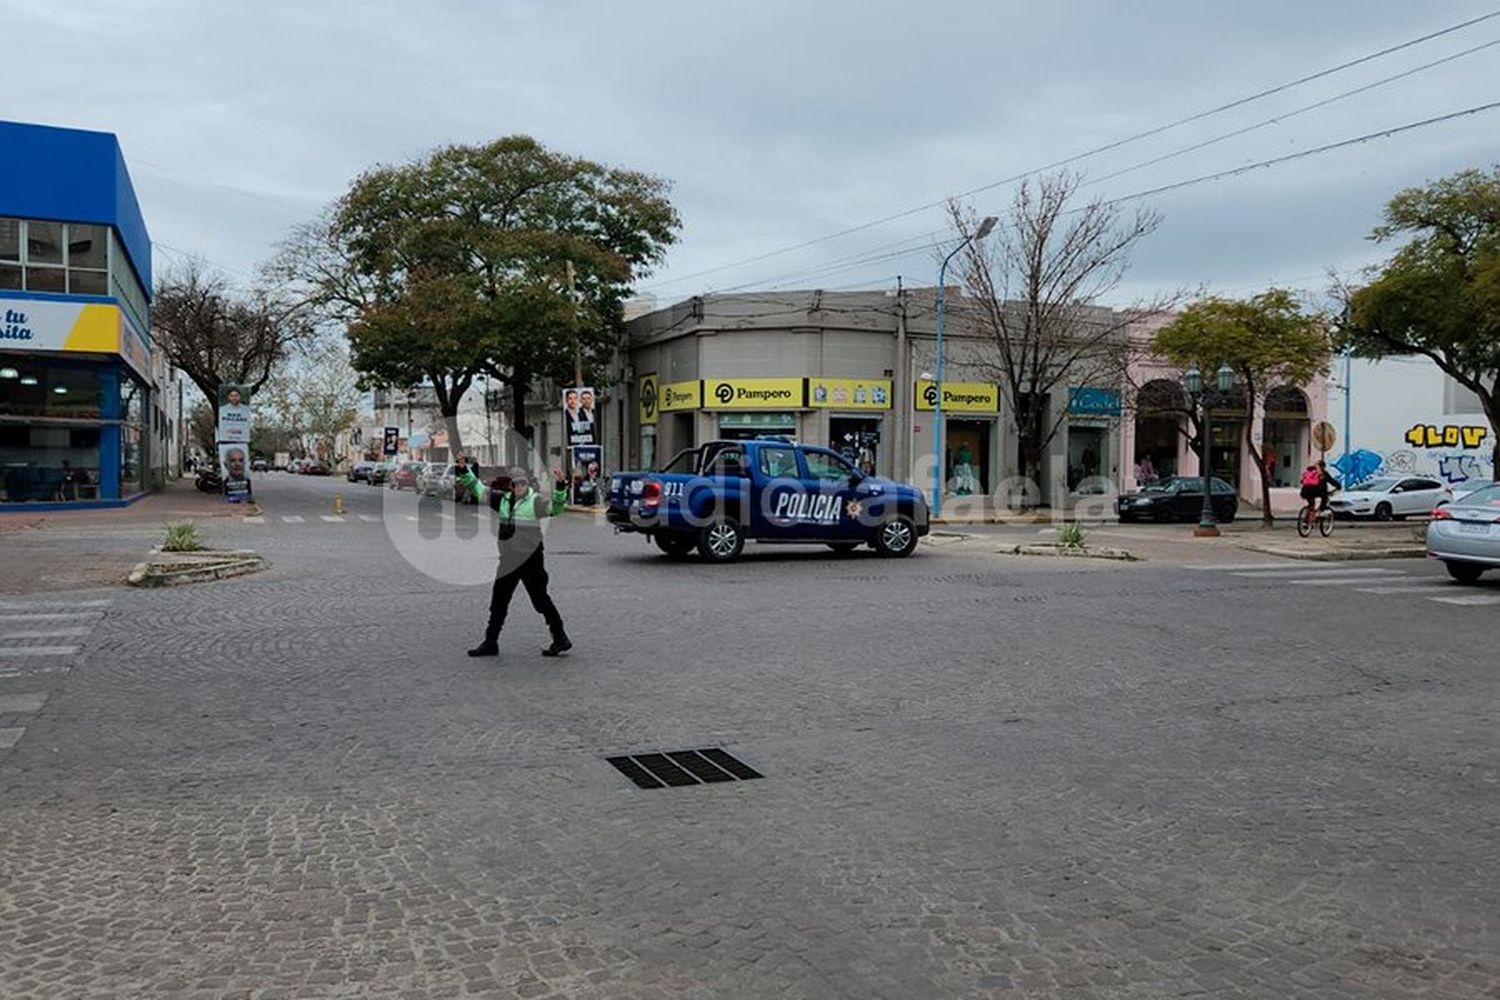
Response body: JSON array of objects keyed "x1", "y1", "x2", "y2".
[
  {"x1": 127, "y1": 549, "x2": 268, "y2": 587},
  {"x1": 1001, "y1": 543, "x2": 1138, "y2": 561}
]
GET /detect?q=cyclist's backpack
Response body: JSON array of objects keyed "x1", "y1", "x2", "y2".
[{"x1": 1300, "y1": 468, "x2": 1322, "y2": 488}]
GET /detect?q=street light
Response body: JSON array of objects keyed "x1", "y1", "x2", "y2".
[
  {"x1": 932, "y1": 215, "x2": 997, "y2": 518},
  {"x1": 1183, "y1": 363, "x2": 1236, "y2": 537}
]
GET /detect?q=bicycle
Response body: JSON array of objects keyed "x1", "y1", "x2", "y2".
[{"x1": 1297, "y1": 500, "x2": 1334, "y2": 538}]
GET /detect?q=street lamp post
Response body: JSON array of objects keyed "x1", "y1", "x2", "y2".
[
  {"x1": 932, "y1": 215, "x2": 997, "y2": 519},
  {"x1": 1184, "y1": 363, "x2": 1236, "y2": 537}
]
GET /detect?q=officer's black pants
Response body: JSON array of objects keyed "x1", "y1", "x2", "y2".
[{"x1": 486, "y1": 550, "x2": 566, "y2": 643}]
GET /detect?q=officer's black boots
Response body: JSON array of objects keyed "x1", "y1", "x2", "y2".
[
  {"x1": 467, "y1": 639, "x2": 499, "y2": 657},
  {"x1": 541, "y1": 636, "x2": 572, "y2": 657}
]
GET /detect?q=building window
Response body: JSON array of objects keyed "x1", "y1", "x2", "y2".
[
  {"x1": 26, "y1": 220, "x2": 63, "y2": 265},
  {"x1": 0, "y1": 218, "x2": 19, "y2": 261},
  {"x1": 0, "y1": 219, "x2": 133, "y2": 302},
  {"x1": 25, "y1": 267, "x2": 66, "y2": 292}
]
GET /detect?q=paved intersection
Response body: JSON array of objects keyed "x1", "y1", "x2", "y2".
[{"x1": 0, "y1": 473, "x2": 1495, "y2": 998}]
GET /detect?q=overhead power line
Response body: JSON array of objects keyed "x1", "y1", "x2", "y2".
[{"x1": 640, "y1": 8, "x2": 1500, "y2": 292}]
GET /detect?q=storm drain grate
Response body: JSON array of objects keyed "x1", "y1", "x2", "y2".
[{"x1": 607, "y1": 748, "x2": 763, "y2": 789}]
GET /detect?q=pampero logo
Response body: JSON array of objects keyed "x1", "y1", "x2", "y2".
[
  {"x1": 714, "y1": 382, "x2": 735, "y2": 405},
  {"x1": 640, "y1": 377, "x2": 658, "y2": 418},
  {"x1": 921, "y1": 383, "x2": 939, "y2": 407}
]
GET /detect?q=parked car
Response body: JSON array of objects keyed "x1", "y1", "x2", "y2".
[
  {"x1": 302, "y1": 460, "x2": 330, "y2": 476},
  {"x1": 347, "y1": 460, "x2": 376, "y2": 483},
  {"x1": 1450, "y1": 478, "x2": 1493, "y2": 504},
  {"x1": 417, "y1": 462, "x2": 449, "y2": 496},
  {"x1": 1426, "y1": 481, "x2": 1500, "y2": 582},
  {"x1": 251, "y1": 458, "x2": 269, "y2": 473},
  {"x1": 369, "y1": 461, "x2": 395, "y2": 485},
  {"x1": 390, "y1": 461, "x2": 424, "y2": 490},
  {"x1": 1329, "y1": 476, "x2": 1450, "y2": 521},
  {"x1": 1115, "y1": 476, "x2": 1238, "y2": 523}
]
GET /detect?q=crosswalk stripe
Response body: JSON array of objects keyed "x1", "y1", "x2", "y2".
[
  {"x1": 281, "y1": 515, "x2": 305, "y2": 523},
  {"x1": 0, "y1": 692, "x2": 47, "y2": 713},
  {"x1": 1427, "y1": 593, "x2": 1500, "y2": 606},
  {"x1": 320, "y1": 515, "x2": 346, "y2": 523},
  {"x1": 403, "y1": 515, "x2": 418, "y2": 522},
  {"x1": 0, "y1": 627, "x2": 92, "y2": 639},
  {"x1": 0, "y1": 612, "x2": 103, "y2": 622},
  {"x1": 243, "y1": 516, "x2": 266, "y2": 524},
  {"x1": 358, "y1": 514, "x2": 381, "y2": 523},
  {"x1": 0, "y1": 599, "x2": 110, "y2": 610},
  {"x1": 1290, "y1": 575, "x2": 1407, "y2": 587},
  {"x1": 1185, "y1": 562, "x2": 1301, "y2": 572},
  {"x1": 1232, "y1": 567, "x2": 1404, "y2": 579},
  {"x1": 0, "y1": 665, "x2": 69, "y2": 679},
  {"x1": 1356, "y1": 583, "x2": 1452, "y2": 594},
  {"x1": 0, "y1": 728, "x2": 24, "y2": 750},
  {"x1": 0, "y1": 646, "x2": 80, "y2": 656}
]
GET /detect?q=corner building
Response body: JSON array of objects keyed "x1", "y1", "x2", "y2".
[{"x1": 0, "y1": 120, "x2": 154, "y2": 507}]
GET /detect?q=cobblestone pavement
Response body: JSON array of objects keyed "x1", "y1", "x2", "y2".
[{"x1": 0, "y1": 473, "x2": 1496, "y2": 998}]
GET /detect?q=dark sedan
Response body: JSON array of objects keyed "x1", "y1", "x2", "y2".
[{"x1": 1116, "y1": 476, "x2": 1238, "y2": 523}]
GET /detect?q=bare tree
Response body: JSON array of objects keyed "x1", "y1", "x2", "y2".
[
  {"x1": 151, "y1": 259, "x2": 312, "y2": 417},
  {"x1": 952, "y1": 173, "x2": 1170, "y2": 495}
]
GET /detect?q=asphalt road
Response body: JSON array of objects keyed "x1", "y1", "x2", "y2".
[{"x1": 1, "y1": 470, "x2": 1496, "y2": 999}]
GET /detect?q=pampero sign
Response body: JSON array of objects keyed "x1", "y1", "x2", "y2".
[
  {"x1": 914, "y1": 380, "x2": 1000, "y2": 413},
  {"x1": 706, "y1": 378, "x2": 804, "y2": 410}
]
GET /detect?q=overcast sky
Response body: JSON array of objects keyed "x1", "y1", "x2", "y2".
[{"x1": 8, "y1": 0, "x2": 1499, "y2": 309}]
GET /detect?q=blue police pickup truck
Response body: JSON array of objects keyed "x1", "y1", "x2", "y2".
[{"x1": 606, "y1": 438, "x2": 930, "y2": 562}]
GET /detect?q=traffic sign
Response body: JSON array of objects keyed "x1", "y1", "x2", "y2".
[{"x1": 1312, "y1": 420, "x2": 1337, "y2": 453}]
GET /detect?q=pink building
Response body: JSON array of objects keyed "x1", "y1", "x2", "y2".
[{"x1": 1123, "y1": 316, "x2": 1331, "y2": 517}]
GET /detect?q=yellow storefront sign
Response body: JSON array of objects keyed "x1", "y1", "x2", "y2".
[
  {"x1": 704, "y1": 377, "x2": 804, "y2": 410},
  {"x1": 914, "y1": 380, "x2": 1000, "y2": 412},
  {"x1": 638, "y1": 373, "x2": 659, "y2": 425},
  {"x1": 806, "y1": 377, "x2": 891, "y2": 410},
  {"x1": 659, "y1": 379, "x2": 702, "y2": 412}
]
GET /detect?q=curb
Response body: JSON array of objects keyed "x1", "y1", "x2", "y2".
[
  {"x1": 1237, "y1": 544, "x2": 1426, "y2": 562},
  {"x1": 127, "y1": 549, "x2": 268, "y2": 587},
  {"x1": 1000, "y1": 544, "x2": 1139, "y2": 562}
]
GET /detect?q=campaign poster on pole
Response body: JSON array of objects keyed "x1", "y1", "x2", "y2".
[
  {"x1": 217, "y1": 383, "x2": 253, "y2": 444},
  {"x1": 571, "y1": 444, "x2": 602, "y2": 506},
  {"x1": 562, "y1": 386, "x2": 597, "y2": 448},
  {"x1": 383, "y1": 426, "x2": 399, "y2": 456},
  {"x1": 219, "y1": 442, "x2": 252, "y2": 502}
]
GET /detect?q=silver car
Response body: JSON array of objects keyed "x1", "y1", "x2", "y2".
[{"x1": 1426, "y1": 481, "x2": 1500, "y2": 583}]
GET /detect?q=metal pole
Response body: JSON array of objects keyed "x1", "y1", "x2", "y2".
[
  {"x1": 1341, "y1": 348, "x2": 1352, "y2": 477},
  {"x1": 933, "y1": 260, "x2": 948, "y2": 519},
  {"x1": 1197, "y1": 392, "x2": 1220, "y2": 536}
]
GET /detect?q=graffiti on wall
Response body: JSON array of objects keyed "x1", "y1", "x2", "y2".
[
  {"x1": 1334, "y1": 423, "x2": 1495, "y2": 486},
  {"x1": 1404, "y1": 424, "x2": 1489, "y2": 450}
]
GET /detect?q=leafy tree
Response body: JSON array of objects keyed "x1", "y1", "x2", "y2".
[
  {"x1": 260, "y1": 338, "x2": 363, "y2": 463},
  {"x1": 952, "y1": 173, "x2": 1170, "y2": 495},
  {"x1": 1152, "y1": 289, "x2": 1330, "y2": 526},
  {"x1": 273, "y1": 136, "x2": 680, "y2": 457},
  {"x1": 1340, "y1": 166, "x2": 1500, "y2": 480},
  {"x1": 151, "y1": 259, "x2": 310, "y2": 417}
]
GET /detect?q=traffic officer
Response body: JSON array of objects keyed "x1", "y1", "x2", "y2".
[{"x1": 455, "y1": 457, "x2": 572, "y2": 659}]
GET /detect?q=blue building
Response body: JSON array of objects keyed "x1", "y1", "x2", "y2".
[{"x1": 0, "y1": 120, "x2": 155, "y2": 507}]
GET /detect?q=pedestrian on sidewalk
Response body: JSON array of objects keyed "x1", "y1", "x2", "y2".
[{"x1": 455, "y1": 457, "x2": 573, "y2": 659}]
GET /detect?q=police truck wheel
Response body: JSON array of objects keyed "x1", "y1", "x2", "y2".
[
  {"x1": 872, "y1": 515, "x2": 918, "y2": 557},
  {"x1": 698, "y1": 517, "x2": 746, "y2": 562},
  {"x1": 654, "y1": 533, "x2": 696, "y2": 559}
]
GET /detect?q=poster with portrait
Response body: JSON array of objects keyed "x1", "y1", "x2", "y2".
[
  {"x1": 562, "y1": 385, "x2": 597, "y2": 448},
  {"x1": 219, "y1": 442, "x2": 252, "y2": 502},
  {"x1": 217, "y1": 383, "x2": 254, "y2": 444},
  {"x1": 571, "y1": 444, "x2": 602, "y2": 506}
]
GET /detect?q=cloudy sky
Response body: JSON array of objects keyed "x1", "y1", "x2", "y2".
[{"x1": 8, "y1": 1, "x2": 1499, "y2": 308}]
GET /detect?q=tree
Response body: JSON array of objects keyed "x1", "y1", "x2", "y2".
[
  {"x1": 1340, "y1": 166, "x2": 1500, "y2": 480},
  {"x1": 1152, "y1": 290, "x2": 1331, "y2": 527},
  {"x1": 259, "y1": 338, "x2": 363, "y2": 462},
  {"x1": 187, "y1": 400, "x2": 217, "y2": 458},
  {"x1": 273, "y1": 136, "x2": 680, "y2": 457},
  {"x1": 952, "y1": 173, "x2": 1169, "y2": 495},
  {"x1": 151, "y1": 259, "x2": 310, "y2": 417}
]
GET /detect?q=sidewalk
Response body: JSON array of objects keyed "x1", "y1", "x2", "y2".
[{"x1": 0, "y1": 478, "x2": 255, "y2": 534}]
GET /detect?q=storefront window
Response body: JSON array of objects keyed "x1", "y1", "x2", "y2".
[
  {"x1": 1068, "y1": 425, "x2": 1110, "y2": 493},
  {"x1": 0, "y1": 363, "x2": 103, "y2": 419},
  {"x1": 0, "y1": 425, "x2": 102, "y2": 502},
  {"x1": 120, "y1": 377, "x2": 145, "y2": 494},
  {"x1": 947, "y1": 419, "x2": 990, "y2": 495},
  {"x1": 830, "y1": 417, "x2": 880, "y2": 475}
]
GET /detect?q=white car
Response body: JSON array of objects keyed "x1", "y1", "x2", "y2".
[
  {"x1": 1450, "y1": 478, "x2": 1494, "y2": 503},
  {"x1": 1329, "y1": 476, "x2": 1452, "y2": 521}
]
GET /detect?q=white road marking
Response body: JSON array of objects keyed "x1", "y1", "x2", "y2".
[
  {"x1": 0, "y1": 612, "x2": 103, "y2": 622},
  {"x1": 1232, "y1": 567, "x2": 1406, "y2": 579},
  {"x1": 0, "y1": 692, "x2": 47, "y2": 713},
  {"x1": 0, "y1": 599, "x2": 110, "y2": 610},
  {"x1": 320, "y1": 515, "x2": 347, "y2": 523},
  {"x1": 358, "y1": 514, "x2": 381, "y2": 523},
  {"x1": 1290, "y1": 575, "x2": 1408, "y2": 587},
  {"x1": 0, "y1": 728, "x2": 23, "y2": 750},
  {"x1": 1186, "y1": 562, "x2": 1303, "y2": 572},
  {"x1": 0, "y1": 665, "x2": 69, "y2": 679},
  {"x1": 1427, "y1": 593, "x2": 1500, "y2": 606},
  {"x1": 0, "y1": 627, "x2": 92, "y2": 639},
  {"x1": 0, "y1": 646, "x2": 80, "y2": 656},
  {"x1": 402, "y1": 515, "x2": 418, "y2": 522},
  {"x1": 281, "y1": 515, "x2": 305, "y2": 523},
  {"x1": 243, "y1": 516, "x2": 266, "y2": 524}
]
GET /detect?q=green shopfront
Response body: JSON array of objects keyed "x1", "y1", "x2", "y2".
[{"x1": 0, "y1": 121, "x2": 154, "y2": 507}]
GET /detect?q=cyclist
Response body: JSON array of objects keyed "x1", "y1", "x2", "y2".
[{"x1": 1299, "y1": 461, "x2": 1340, "y2": 525}]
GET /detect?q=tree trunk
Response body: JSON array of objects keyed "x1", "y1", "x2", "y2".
[
  {"x1": 441, "y1": 409, "x2": 464, "y2": 463},
  {"x1": 1244, "y1": 422, "x2": 1274, "y2": 528}
]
